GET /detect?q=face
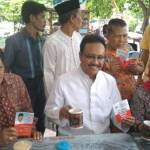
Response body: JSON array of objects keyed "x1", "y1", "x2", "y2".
[
  {"x1": 18, "y1": 115, "x2": 23, "y2": 122},
  {"x1": 107, "y1": 26, "x2": 128, "y2": 50},
  {"x1": 0, "y1": 59, "x2": 5, "y2": 84},
  {"x1": 71, "y1": 9, "x2": 82, "y2": 31},
  {"x1": 31, "y1": 11, "x2": 46, "y2": 32},
  {"x1": 80, "y1": 43, "x2": 105, "y2": 80}
]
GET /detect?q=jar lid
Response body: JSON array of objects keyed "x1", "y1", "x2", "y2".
[{"x1": 55, "y1": 140, "x2": 71, "y2": 150}]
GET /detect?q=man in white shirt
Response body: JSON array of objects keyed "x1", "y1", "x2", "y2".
[
  {"x1": 45, "y1": 34, "x2": 134, "y2": 134},
  {"x1": 43, "y1": 0, "x2": 82, "y2": 98}
]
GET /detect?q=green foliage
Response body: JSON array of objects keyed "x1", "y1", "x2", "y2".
[
  {"x1": 86, "y1": 0, "x2": 149, "y2": 19},
  {"x1": 126, "y1": 0, "x2": 143, "y2": 19},
  {"x1": 86, "y1": 0, "x2": 149, "y2": 32},
  {"x1": 128, "y1": 19, "x2": 138, "y2": 32},
  {"x1": 126, "y1": 0, "x2": 150, "y2": 31},
  {"x1": 0, "y1": 0, "x2": 52, "y2": 23},
  {"x1": 86, "y1": 0, "x2": 127, "y2": 18},
  {"x1": 86, "y1": 0, "x2": 112, "y2": 18},
  {"x1": 0, "y1": 0, "x2": 24, "y2": 22},
  {"x1": 0, "y1": 0, "x2": 149, "y2": 32}
]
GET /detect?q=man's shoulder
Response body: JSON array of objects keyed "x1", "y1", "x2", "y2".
[
  {"x1": 4, "y1": 73, "x2": 23, "y2": 85},
  {"x1": 62, "y1": 69, "x2": 78, "y2": 77},
  {"x1": 73, "y1": 31, "x2": 82, "y2": 40},
  {"x1": 98, "y1": 70, "x2": 116, "y2": 82},
  {"x1": 45, "y1": 30, "x2": 60, "y2": 44},
  {"x1": 6, "y1": 31, "x2": 24, "y2": 42},
  {"x1": 47, "y1": 30, "x2": 60, "y2": 39}
]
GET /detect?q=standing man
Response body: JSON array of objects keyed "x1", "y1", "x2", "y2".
[
  {"x1": 4, "y1": 1, "x2": 47, "y2": 133},
  {"x1": 43, "y1": 0, "x2": 82, "y2": 98},
  {"x1": 140, "y1": 25, "x2": 150, "y2": 82},
  {"x1": 104, "y1": 18, "x2": 144, "y2": 101}
]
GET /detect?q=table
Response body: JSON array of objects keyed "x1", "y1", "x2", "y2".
[
  {"x1": 58, "y1": 126, "x2": 94, "y2": 136},
  {"x1": 1, "y1": 133, "x2": 150, "y2": 150},
  {"x1": 132, "y1": 133, "x2": 150, "y2": 150}
]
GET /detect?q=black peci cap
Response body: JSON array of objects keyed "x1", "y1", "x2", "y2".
[{"x1": 55, "y1": 0, "x2": 80, "y2": 16}]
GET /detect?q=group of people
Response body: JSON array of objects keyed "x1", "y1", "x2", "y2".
[{"x1": 0, "y1": 0, "x2": 150, "y2": 146}]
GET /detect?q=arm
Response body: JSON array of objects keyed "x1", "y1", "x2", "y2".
[
  {"x1": 110, "y1": 79, "x2": 130, "y2": 132},
  {"x1": 17, "y1": 76, "x2": 42, "y2": 139},
  {"x1": 43, "y1": 39, "x2": 56, "y2": 98},
  {"x1": 130, "y1": 88, "x2": 145, "y2": 123},
  {"x1": 127, "y1": 58, "x2": 144, "y2": 75},
  {"x1": 45, "y1": 77, "x2": 68, "y2": 125},
  {"x1": 140, "y1": 25, "x2": 150, "y2": 66},
  {"x1": 122, "y1": 87, "x2": 145, "y2": 132},
  {"x1": 139, "y1": 25, "x2": 150, "y2": 78},
  {"x1": 141, "y1": 50, "x2": 149, "y2": 68},
  {"x1": 103, "y1": 56, "x2": 122, "y2": 75},
  {"x1": 0, "y1": 127, "x2": 17, "y2": 146},
  {"x1": 45, "y1": 76, "x2": 73, "y2": 132}
]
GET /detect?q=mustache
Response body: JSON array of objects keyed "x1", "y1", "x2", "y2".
[{"x1": 88, "y1": 64, "x2": 101, "y2": 67}]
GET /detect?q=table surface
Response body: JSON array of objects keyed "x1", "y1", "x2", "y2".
[{"x1": 1, "y1": 133, "x2": 150, "y2": 150}]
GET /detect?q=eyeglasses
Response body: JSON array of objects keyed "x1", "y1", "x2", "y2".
[{"x1": 84, "y1": 54, "x2": 106, "y2": 62}]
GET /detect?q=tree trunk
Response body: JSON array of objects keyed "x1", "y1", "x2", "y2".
[
  {"x1": 141, "y1": 12, "x2": 150, "y2": 32},
  {"x1": 138, "y1": 0, "x2": 150, "y2": 32}
]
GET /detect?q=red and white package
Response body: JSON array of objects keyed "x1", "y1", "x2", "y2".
[
  {"x1": 15, "y1": 112, "x2": 34, "y2": 137},
  {"x1": 113, "y1": 99, "x2": 132, "y2": 124}
]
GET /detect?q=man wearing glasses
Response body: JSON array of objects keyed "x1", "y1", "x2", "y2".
[{"x1": 45, "y1": 34, "x2": 132, "y2": 134}]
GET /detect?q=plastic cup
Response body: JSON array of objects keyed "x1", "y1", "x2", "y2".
[
  {"x1": 13, "y1": 140, "x2": 32, "y2": 150},
  {"x1": 142, "y1": 120, "x2": 150, "y2": 138}
]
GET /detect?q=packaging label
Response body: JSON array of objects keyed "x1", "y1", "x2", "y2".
[
  {"x1": 116, "y1": 49, "x2": 128, "y2": 60},
  {"x1": 113, "y1": 99, "x2": 131, "y2": 123},
  {"x1": 15, "y1": 112, "x2": 34, "y2": 137},
  {"x1": 116, "y1": 49, "x2": 140, "y2": 68}
]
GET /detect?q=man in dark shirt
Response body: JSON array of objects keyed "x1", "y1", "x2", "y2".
[{"x1": 4, "y1": 1, "x2": 47, "y2": 133}]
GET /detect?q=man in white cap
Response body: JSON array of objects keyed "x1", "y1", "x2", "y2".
[{"x1": 43, "y1": 0, "x2": 82, "y2": 98}]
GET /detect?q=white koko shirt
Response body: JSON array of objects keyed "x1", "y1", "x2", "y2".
[
  {"x1": 43, "y1": 29, "x2": 82, "y2": 97},
  {"x1": 45, "y1": 67, "x2": 123, "y2": 134}
]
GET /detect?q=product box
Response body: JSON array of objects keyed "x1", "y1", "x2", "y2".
[
  {"x1": 113, "y1": 99, "x2": 132, "y2": 124},
  {"x1": 15, "y1": 112, "x2": 34, "y2": 137},
  {"x1": 116, "y1": 49, "x2": 140, "y2": 68}
]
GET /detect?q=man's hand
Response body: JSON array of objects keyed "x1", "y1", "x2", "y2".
[
  {"x1": 122, "y1": 116, "x2": 136, "y2": 128},
  {"x1": 127, "y1": 59, "x2": 144, "y2": 75},
  {"x1": 0, "y1": 127, "x2": 17, "y2": 145},
  {"x1": 110, "y1": 57, "x2": 122, "y2": 72},
  {"x1": 59, "y1": 105, "x2": 72, "y2": 120},
  {"x1": 32, "y1": 130, "x2": 43, "y2": 140}
]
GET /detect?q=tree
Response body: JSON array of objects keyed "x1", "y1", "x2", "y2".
[
  {"x1": 86, "y1": 0, "x2": 126, "y2": 19},
  {"x1": 86, "y1": 0, "x2": 111, "y2": 18},
  {"x1": 86, "y1": 0, "x2": 150, "y2": 32},
  {"x1": 0, "y1": 0, "x2": 52, "y2": 23},
  {"x1": 127, "y1": 0, "x2": 150, "y2": 32},
  {"x1": 0, "y1": 0, "x2": 52, "y2": 31}
]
